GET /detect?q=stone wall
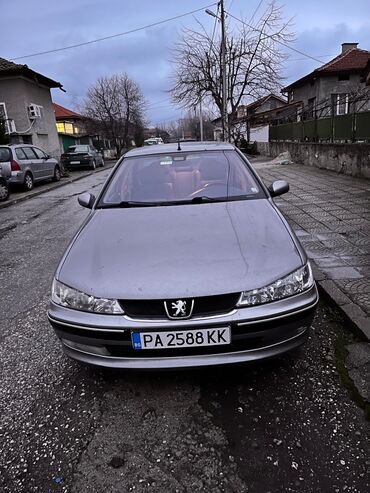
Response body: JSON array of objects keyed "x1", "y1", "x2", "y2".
[{"x1": 258, "y1": 142, "x2": 370, "y2": 179}]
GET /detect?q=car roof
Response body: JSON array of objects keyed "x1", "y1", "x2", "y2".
[
  {"x1": 5, "y1": 143, "x2": 34, "y2": 148},
  {"x1": 125, "y1": 141, "x2": 235, "y2": 157}
]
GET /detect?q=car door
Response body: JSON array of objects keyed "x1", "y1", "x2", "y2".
[
  {"x1": 33, "y1": 147, "x2": 54, "y2": 179},
  {"x1": 21, "y1": 147, "x2": 40, "y2": 180},
  {"x1": 89, "y1": 146, "x2": 97, "y2": 163}
]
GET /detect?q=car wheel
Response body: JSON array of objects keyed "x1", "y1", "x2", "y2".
[
  {"x1": 24, "y1": 172, "x2": 34, "y2": 191},
  {"x1": 53, "y1": 166, "x2": 61, "y2": 182},
  {"x1": 91, "y1": 159, "x2": 96, "y2": 170},
  {"x1": 0, "y1": 180, "x2": 9, "y2": 201},
  {"x1": 100, "y1": 158, "x2": 105, "y2": 167}
]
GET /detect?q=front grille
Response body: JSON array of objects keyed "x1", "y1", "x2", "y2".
[
  {"x1": 120, "y1": 292, "x2": 241, "y2": 319},
  {"x1": 104, "y1": 326, "x2": 306, "y2": 358}
]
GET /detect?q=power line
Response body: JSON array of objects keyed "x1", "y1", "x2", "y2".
[
  {"x1": 288, "y1": 54, "x2": 336, "y2": 62},
  {"x1": 227, "y1": 11, "x2": 328, "y2": 64},
  {"x1": 209, "y1": 3, "x2": 220, "y2": 51},
  {"x1": 247, "y1": 0, "x2": 265, "y2": 26},
  {"x1": 11, "y1": 3, "x2": 218, "y2": 61}
]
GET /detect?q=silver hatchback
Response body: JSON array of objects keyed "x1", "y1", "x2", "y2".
[{"x1": 0, "y1": 144, "x2": 61, "y2": 191}]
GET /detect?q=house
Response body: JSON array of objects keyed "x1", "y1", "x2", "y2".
[
  {"x1": 282, "y1": 43, "x2": 370, "y2": 120},
  {"x1": 54, "y1": 102, "x2": 86, "y2": 150},
  {"x1": 213, "y1": 93, "x2": 288, "y2": 142},
  {"x1": 0, "y1": 57, "x2": 62, "y2": 158},
  {"x1": 54, "y1": 102, "x2": 118, "y2": 157}
]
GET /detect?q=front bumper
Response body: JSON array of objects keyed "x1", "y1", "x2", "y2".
[{"x1": 48, "y1": 284, "x2": 318, "y2": 369}]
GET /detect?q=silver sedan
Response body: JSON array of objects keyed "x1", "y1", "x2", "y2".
[{"x1": 48, "y1": 142, "x2": 318, "y2": 369}]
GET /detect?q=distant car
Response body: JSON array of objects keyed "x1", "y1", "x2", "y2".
[
  {"x1": 0, "y1": 147, "x2": 11, "y2": 201},
  {"x1": 0, "y1": 144, "x2": 61, "y2": 191},
  {"x1": 144, "y1": 138, "x2": 164, "y2": 146},
  {"x1": 61, "y1": 145, "x2": 104, "y2": 170},
  {"x1": 48, "y1": 142, "x2": 318, "y2": 370}
]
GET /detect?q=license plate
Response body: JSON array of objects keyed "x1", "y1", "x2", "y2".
[
  {"x1": 70, "y1": 160, "x2": 80, "y2": 164},
  {"x1": 131, "y1": 327, "x2": 231, "y2": 350}
]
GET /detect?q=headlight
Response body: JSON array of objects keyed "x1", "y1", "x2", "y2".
[
  {"x1": 237, "y1": 263, "x2": 313, "y2": 307},
  {"x1": 51, "y1": 279, "x2": 123, "y2": 314}
]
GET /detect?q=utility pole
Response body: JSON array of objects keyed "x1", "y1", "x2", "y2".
[
  {"x1": 220, "y1": 0, "x2": 228, "y2": 142},
  {"x1": 206, "y1": 2, "x2": 228, "y2": 142},
  {"x1": 199, "y1": 98, "x2": 204, "y2": 141}
]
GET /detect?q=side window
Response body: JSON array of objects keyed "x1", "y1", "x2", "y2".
[
  {"x1": 33, "y1": 147, "x2": 47, "y2": 159},
  {"x1": 15, "y1": 148, "x2": 27, "y2": 160},
  {"x1": 22, "y1": 147, "x2": 37, "y2": 159}
]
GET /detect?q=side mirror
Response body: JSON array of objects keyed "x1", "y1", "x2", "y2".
[
  {"x1": 78, "y1": 192, "x2": 95, "y2": 209},
  {"x1": 269, "y1": 180, "x2": 289, "y2": 197}
]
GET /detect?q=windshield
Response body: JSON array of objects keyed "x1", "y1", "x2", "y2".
[
  {"x1": 99, "y1": 150, "x2": 264, "y2": 207},
  {"x1": 67, "y1": 145, "x2": 89, "y2": 153}
]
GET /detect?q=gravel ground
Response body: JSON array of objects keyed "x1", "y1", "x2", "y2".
[{"x1": 0, "y1": 169, "x2": 369, "y2": 493}]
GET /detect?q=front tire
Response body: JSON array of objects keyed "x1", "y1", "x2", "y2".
[
  {"x1": 100, "y1": 158, "x2": 105, "y2": 167},
  {"x1": 53, "y1": 166, "x2": 61, "y2": 182},
  {"x1": 91, "y1": 159, "x2": 96, "y2": 170},
  {"x1": 24, "y1": 172, "x2": 34, "y2": 191},
  {"x1": 0, "y1": 180, "x2": 9, "y2": 201}
]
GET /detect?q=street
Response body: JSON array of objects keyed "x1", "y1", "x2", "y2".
[{"x1": 0, "y1": 169, "x2": 369, "y2": 493}]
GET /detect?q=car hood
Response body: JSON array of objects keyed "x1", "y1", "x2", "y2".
[{"x1": 58, "y1": 200, "x2": 303, "y2": 299}]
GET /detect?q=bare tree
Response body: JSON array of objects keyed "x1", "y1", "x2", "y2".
[
  {"x1": 84, "y1": 73, "x2": 146, "y2": 155},
  {"x1": 170, "y1": 1, "x2": 293, "y2": 139},
  {"x1": 161, "y1": 111, "x2": 216, "y2": 141}
]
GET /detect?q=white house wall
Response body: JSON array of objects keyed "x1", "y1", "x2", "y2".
[
  {"x1": 0, "y1": 76, "x2": 61, "y2": 158},
  {"x1": 250, "y1": 124, "x2": 269, "y2": 142}
]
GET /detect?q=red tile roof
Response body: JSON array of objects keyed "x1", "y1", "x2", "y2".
[
  {"x1": 53, "y1": 102, "x2": 83, "y2": 120},
  {"x1": 283, "y1": 47, "x2": 370, "y2": 92},
  {"x1": 317, "y1": 48, "x2": 370, "y2": 73}
]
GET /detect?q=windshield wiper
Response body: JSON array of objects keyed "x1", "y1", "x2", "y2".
[
  {"x1": 99, "y1": 201, "x2": 162, "y2": 209},
  {"x1": 190, "y1": 196, "x2": 226, "y2": 203}
]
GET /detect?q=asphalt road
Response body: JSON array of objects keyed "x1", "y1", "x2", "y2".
[{"x1": 0, "y1": 170, "x2": 369, "y2": 493}]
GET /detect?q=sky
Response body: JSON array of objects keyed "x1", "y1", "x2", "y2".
[{"x1": 1, "y1": 0, "x2": 370, "y2": 126}]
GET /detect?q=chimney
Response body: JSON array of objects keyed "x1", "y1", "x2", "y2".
[{"x1": 341, "y1": 42, "x2": 358, "y2": 54}]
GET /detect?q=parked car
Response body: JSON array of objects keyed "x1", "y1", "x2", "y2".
[
  {"x1": 48, "y1": 142, "x2": 318, "y2": 370},
  {"x1": 144, "y1": 138, "x2": 164, "y2": 146},
  {"x1": 0, "y1": 144, "x2": 61, "y2": 191},
  {"x1": 61, "y1": 145, "x2": 104, "y2": 170},
  {"x1": 0, "y1": 146, "x2": 11, "y2": 201}
]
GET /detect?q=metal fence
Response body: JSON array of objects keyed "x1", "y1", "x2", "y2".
[{"x1": 269, "y1": 111, "x2": 370, "y2": 143}]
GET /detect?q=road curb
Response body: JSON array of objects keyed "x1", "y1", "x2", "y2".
[
  {"x1": 0, "y1": 163, "x2": 115, "y2": 211},
  {"x1": 311, "y1": 259, "x2": 370, "y2": 339},
  {"x1": 315, "y1": 275, "x2": 370, "y2": 343}
]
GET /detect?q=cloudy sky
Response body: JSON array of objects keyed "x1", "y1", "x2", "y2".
[{"x1": 2, "y1": 0, "x2": 369, "y2": 126}]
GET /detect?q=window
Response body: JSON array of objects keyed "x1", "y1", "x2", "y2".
[
  {"x1": 0, "y1": 147, "x2": 11, "y2": 162},
  {"x1": 15, "y1": 148, "x2": 28, "y2": 160},
  {"x1": 0, "y1": 102, "x2": 7, "y2": 122},
  {"x1": 331, "y1": 93, "x2": 349, "y2": 115},
  {"x1": 56, "y1": 121, "x2": 77, "y2": 134},
  {"x1": 338, "y1": 73, "x2": 350, "y2": 81},
  {"x1": 56, "y1": 122, "x2": 64, "y2": 133},
  {"x1": 289, "y1": 91, "x2": 294, "y2": 102},
  {"x1": 307, "y1": 97, "x2": 316, "y2": 119},
  {"x1": 0, "y1": 102, "x2": 16, "y2": 133},
  {"x1": 22, "y1": 147, "x2": 37, "y2": 159},
  {"x1": 65, "y1": 123, "x2": 74, "y2": 134},
  {"x1": 66, "y1": 145, "x2": 90, "y2": 153},
  {"x1": 33, "y1": 147, "x2": 47, "y2": 159}
]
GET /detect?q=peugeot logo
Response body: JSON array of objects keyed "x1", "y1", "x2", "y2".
[{"x1": 164, "y1": 299, "x2": 194, "y2": 319}]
